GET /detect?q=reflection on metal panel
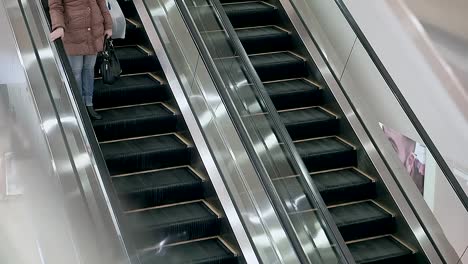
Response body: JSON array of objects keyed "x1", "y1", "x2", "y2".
[{"x1": 0, "y1": 0, "x2": 128, "y2": 262}]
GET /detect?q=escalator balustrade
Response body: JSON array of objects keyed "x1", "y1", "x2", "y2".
[{"x1": 41, "y1": 0, "x2": 242, "y2": 262}]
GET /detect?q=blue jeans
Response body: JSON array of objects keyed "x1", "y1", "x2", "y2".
[{"x1": 68, "y1": 55, "x2": 97, "y2": 106}]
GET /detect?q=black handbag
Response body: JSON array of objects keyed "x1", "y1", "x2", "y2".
[{"x1": 99, "y1": 38, "x2": 121, "y2": 85}]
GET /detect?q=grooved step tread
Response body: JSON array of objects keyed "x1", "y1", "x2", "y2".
[
  {"x1": 314, "y1": 169, "x2": 371, "y2": 192},
  {"x1": 312, "y1": 168, "x2": 376, "y2": 204},
  {"x1": 236, "y1": 26, "x2": 288, "y2": 40},
  {"x1": 223, "y1": 1, "x2": 275, "y2": 14},
  {"x1": 95, "y1": 74, "x2": 162, "y2": 93},
  {"x1": 115, "y1": 46, "x2": 150, "y2": 60},
  {"x1": 128, "y1": 200, "x2": 221, "y2": 248},
  {"x1": 263, "y1": 79, "x2": 321, "y2": 110},
  {"x1": 94, "y1": 103, "x2": 173, "y2": 123},
  {"x1": 114, "y1": 167, "x2": 204, "y2": 210},
  {"x1": 264, "y1": 79, "x2": 319, "y2": 96},
  {"x1": 93, "y1": 103, "x2": 177, "y2": 141},
  {"x1": 280, "y1": 107, "x2": 335, "y2": 126},
  {"x1": 101, "y1": 134, "x2": 187, "y2": 159},
  {"x1": 94, "y1": 74, "x2": 167, "y2": 109},
  {"x1": 273, "y1": 168, "x2": 376, "y2": 212},
  {"x1": 330, "y1": 201, "x2": 392, "y2": 228},
  {"x1": 349, "y1": 236, "x2": 413, "y2": 263},
  {"x1": 202, "y1": 26, "x2": 290, "y2": 54},
  {"x1": 113, "y1": 167, "x2": 202, "y2": 195},
  {"x1": 250, "y1": 52, "x2": 303, "y2": 68},
  {"x1": 295, "y1": 137, "x2": 353, "y2": 158},
  {"x1": 139, "y1": 238, "x2": 236, "y2": 264},
  {"x1": 127, "y1": 201, "x2": 216, "y2": 230}
]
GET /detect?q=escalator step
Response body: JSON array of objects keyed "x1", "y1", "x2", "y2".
[
  {"x1": 264, "y1": 79, "x2": 321, "y2": 110},
  {"x1": 94, "y1": 74, "x2": 168, "y2": 109},
  {"x1": 272, "y1": 169, "x2": 377, "y2": 212},
  {"x1": 348, "y1": 236, "x2": 414, "y2": 264},
  {"x1": 295, "y1": 137, "x2": 356, "y2": 172},
  {"x1": 212, "y1": 52, "x2": 306, "y2": 82},
  {"x1": 139, "y1": 238, "x2": 237, "y2": 264},
  {"x1": 201, "y1": 26, "x2": 290, "y2": 56},
  {"x1": 128, "y1": 201, "x2": 221, "y2": 248},
  {"x1": 313, "y1": 168, "x2": 376, "y2": 204},
  {"x1": 113, "y1": 46, "x2": 160, "y2": 74},
  {"x1": 101, "y1": 134, "x2": 191, "y2": 175},
  {"x1": 113, "y1": 19, "x2": 144, "y2": 46},
  {"x1": 223, "y1": 1, "x2": 277, "y2": 28},
  {"x1": 93, "y1": 103, "x2": 177, "y2": 141},
  {"x1": 236, "y1": 26, "x2": 291, "y2": 53},
  {"x1": 330, "y1": 201, "x2": 394, "y2": 241},
  {"x1": 280, "y1": 107, "x2": 339, "y2": 140},
  {"x1": 250, "y1": 52, "x2": 307, "y2": 81},
  {"x1": 113, "y1": 166, "x2": 204, "y2": 210}
]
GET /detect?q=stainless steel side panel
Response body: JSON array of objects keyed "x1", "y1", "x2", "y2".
[
  {"x1": 0, "y1": 0, "x2": 131, "y2": 263},
  {"x1": 133, "y1": 0, "x2": 302, "y2": 262}
]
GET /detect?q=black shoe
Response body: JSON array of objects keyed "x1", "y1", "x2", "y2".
[{"x1": 87, "y1": 106, "x2": 102, "y2": 120}]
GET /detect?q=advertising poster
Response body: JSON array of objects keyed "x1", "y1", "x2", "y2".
[{"x1": 380, "y1": 123, "x2": 426, "y2": 194}]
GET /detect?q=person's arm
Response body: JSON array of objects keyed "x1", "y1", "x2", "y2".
[
  {"x1": 96, "y1": 0, "x2": 113, "y2": 31},
  {"x1": 48, "y1": 0, "x2": 66, "y2": 31}
]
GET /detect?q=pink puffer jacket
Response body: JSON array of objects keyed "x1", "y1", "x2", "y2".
[{"x1": 49, "y1": 0, "x2": 112, "y2": 56}]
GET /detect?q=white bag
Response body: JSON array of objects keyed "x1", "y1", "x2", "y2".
[{"x1": 107, "y1": 0, "x2": 126, "y2": 39}]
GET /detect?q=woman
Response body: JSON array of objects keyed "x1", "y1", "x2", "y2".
[{"x1": 49, "y1": 0, "x2": 113, "y2": 120}]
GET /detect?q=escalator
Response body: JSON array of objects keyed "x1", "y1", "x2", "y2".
[
  {"x1": 95, "y1": 3, "x2": 243, "y2": 263},
  {"x1": 213, "y1": 0, "x2": 421, "y2": 263},
  {"x1": 42, "y1": 0, "x2": 242, "y2": 262}
]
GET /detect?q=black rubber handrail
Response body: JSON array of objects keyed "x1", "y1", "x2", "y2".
[
  {"x1": 174, "y1": 0, "x2": 355, "y2": 263},
  {"x1": 333, "y1": 0, "x2": 468, "y2": 212}
]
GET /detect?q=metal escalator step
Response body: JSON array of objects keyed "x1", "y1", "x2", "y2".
[
  {"x1": 273, "y1": 169, "x2": 376, "y2": 211},
  {"x1": 108, "y1": 46, "x2": 159, "y2": 74},
  {"x1": 250, "y1": 52, "x2": 307, "y2": 81},
  {"x1": 280, "y1": 107, "x2": 339, "y2": 140},
  {"x1": 94, "y1": 74, "x2": 168, "y2": 109},
  {"x1": 236, "y1": 26, "x2": 291, "y2": 53},
  {"x1": 139, "y1": 238, "x2": 237, "y2": 264},
  {"x1": 211, "y1": 52, "x2": 306, "y2": 83},
  {"x1": 101, "y1": 134, "x2": 191, "y2": 175},
  {"x1": 312, "y1": 168, "x2": 376, "y2": 204},
  {"x1": 201, "y1": 26, "x2": 290, "y2": 55},
  {"x1": 113, "y1": 19, "x2": 143, "y2": 46},
  {"x1": 93, "y1": 103, "x2": 177, "y2": 141},
  {"x1": 113, "y1": 166, "x2": 204, "y2": 210},
  {"x1": 264, "y1": 79, "x2": 321, "y2": 110},
  {"x1": 223, "y1": 1, "x2": 277, "y2": 28},
  {"x1": 295, "y1": 137, "x2": 356, "y2": 172},
  {"x1": 330, "y1": 201, "x2": 394, "y2": 241},
  {"x1": 128, "y1": 201, "x2": 221, "y2": 248},
  {"x1": 348, "y1": 236, "x2": 414, "y2": 264}
]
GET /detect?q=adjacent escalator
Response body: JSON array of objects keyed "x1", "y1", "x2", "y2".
[
  {"x1": 215, "y1": 0, "x2": 421, "y2": 263},
  {"x1": 42, "y1": 0, "x2": 242, "y2": 262}
]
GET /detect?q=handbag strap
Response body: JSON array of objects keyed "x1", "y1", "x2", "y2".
[{"x1": 103, "y1": 38, "x2": 114, "y2": 51}]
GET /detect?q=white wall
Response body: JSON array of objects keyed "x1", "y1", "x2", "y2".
[
  {"x1": 341, "y1": 0, "x2": 468, "y2": 261},
  {"x1": 342, "y1": 0, "x2": 468, "y2": 189}
]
